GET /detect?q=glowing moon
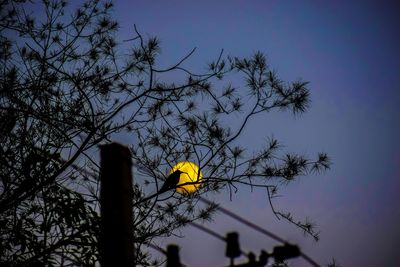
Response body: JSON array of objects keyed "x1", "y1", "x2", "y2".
[{"x1": 169, "y1": 161, "x2": 203, "y2": 194}]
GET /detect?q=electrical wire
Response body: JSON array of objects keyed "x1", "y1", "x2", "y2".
[
  {"x1": 189, "y1": 221, "x2": 225, "y2": 242},
  {"x1": 300, "y1": 253, "x2": 323, "y2": 267},
  {"x1": 198, "y1": 196, "x2": 322, "y2": 267},
  {"x1": 136, "y1": 169, "x2": 322, "y2": 267},
  {"x1": 188, "y1": 221, "x2": 250, "y2": 259},
  {"x1": 145, "y1": 242, "x2": 167, "y2": 255},
  {"x1": 199, "y1": 197, "x2": 286, "y2": 244}
]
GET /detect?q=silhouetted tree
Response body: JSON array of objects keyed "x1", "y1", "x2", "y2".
[{"x1": 0, "y1": 0, "x2": 330, "y2": 266}]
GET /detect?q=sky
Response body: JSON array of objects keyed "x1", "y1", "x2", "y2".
[{"x1": 112, "y1": 1, "x2": 400, "y2": 266}]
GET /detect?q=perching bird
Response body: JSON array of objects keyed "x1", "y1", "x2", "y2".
[
  {"x1": 133, "y1": 170, "x2": 186, "y2": 206},
  {"x1": 158, "y1": 170, "x2": 184, "y2": 194}
]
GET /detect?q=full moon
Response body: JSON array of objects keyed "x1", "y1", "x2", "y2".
[{"x1": 169, "y1": 161, "x2": 203, "y2": 194}]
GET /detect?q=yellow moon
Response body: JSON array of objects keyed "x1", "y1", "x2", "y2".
[{"x1": 169, "y1": 161, "x2": 203, "y2": 194}]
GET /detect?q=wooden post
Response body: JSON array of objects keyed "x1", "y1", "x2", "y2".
[
  {"x1": 166, "y1": 244, "x2": 181, "y2": 267},
  {"x1": 100, "y1": 143, "x2": 134, "y2": 267}
]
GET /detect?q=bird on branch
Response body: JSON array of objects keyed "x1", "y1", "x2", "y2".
[
  {"x1": 158, "y1": 170, "x2": 184, "y2": 194},
  {"x1": 133, "y1": 169, "x2": 186, "y2": 206}
]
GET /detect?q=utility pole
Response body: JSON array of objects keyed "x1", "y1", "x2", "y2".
[
  {"x1": 99, "y1": 143, "x2": 135, "y2": 267},
  {"x1": 166, "y1": 244, "x2": 181, "y2": 267}
]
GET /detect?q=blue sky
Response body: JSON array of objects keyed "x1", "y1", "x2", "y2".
[{"x1": 114, "y1": 1, "x2": 400, "y2": 266}]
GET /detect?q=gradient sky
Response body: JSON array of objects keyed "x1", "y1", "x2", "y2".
[{"x1": 113, "y1": 1, "x2": 400, "y2": 266}]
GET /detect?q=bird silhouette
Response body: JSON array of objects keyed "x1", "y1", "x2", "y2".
[{"x1": 158, "y1": 170, "x2": 184, "y2": 194}]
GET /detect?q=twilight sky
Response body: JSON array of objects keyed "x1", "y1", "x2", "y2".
[{"x1": 113, "y1": 1, "x2": 400, "y2": 266}]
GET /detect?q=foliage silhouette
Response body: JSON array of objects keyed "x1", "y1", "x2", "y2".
[{"x1": 0, "y1": 0, "x2": 330, "y2": 266}]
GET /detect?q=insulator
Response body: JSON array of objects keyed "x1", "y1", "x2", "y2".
[
  {"x1": 225, "y1": 232, "x2": 241, "y2": 259},
  {"x1": 258, "y1": 250, "x2": 269, "y2": 266},
  {"x1": 273, "y1": 243, "x2": 300, "y2": 262}
]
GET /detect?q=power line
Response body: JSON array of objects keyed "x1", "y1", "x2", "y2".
[
  {"x1": 135, "y1": 168, "x2": 322, "y2": 267},
  {"x1": 188, "y1": 222, "x2": 254, "y2": 267},
  {"x1": 199, "y1": 197, "x2": 286, "y2": 244},
  {"x1": 189, "y1": 221, "x2": 226, "y2": 242},
  {"x1": 301, "y1": 253, "x2": 323, "y2": 267},
  {"x1": 145, "y1": 242, "x2": 167, "y2": 255},
  {"x1": 198, "y1": 197, "x2": 322, "y2": 267}
]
